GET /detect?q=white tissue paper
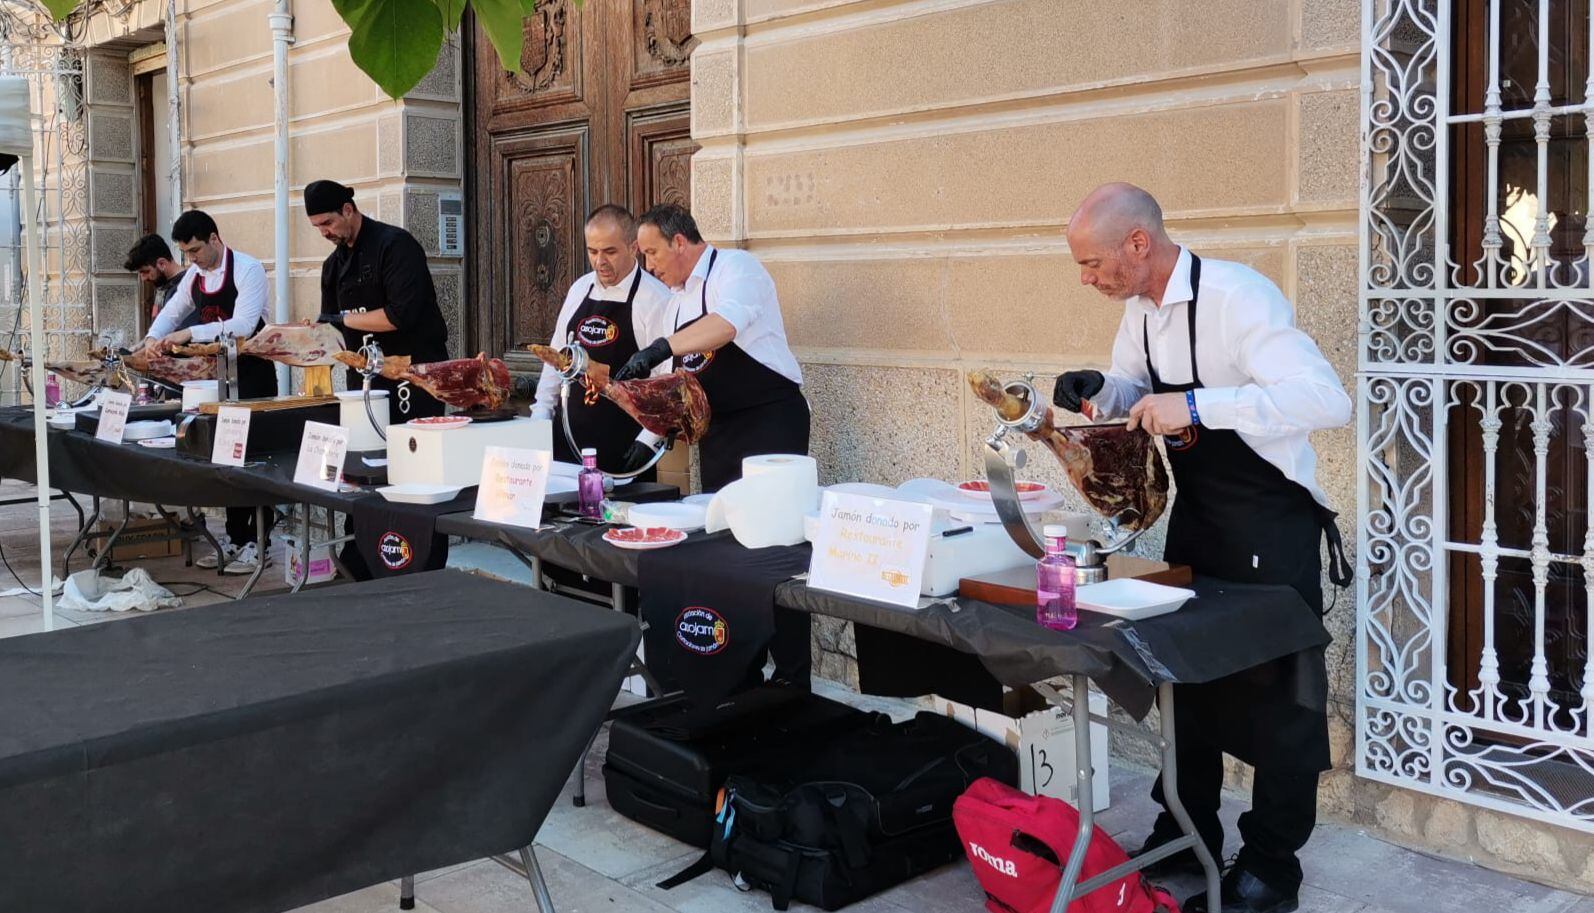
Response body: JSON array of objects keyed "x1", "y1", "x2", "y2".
[
  {"x1": 59, "y1": 568, "x2": 181, "y2": 613},
  {"x1": 705, "y1": 454, "x2": 820, "y2": 548}
]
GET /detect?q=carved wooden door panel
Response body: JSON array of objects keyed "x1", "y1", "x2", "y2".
[{"x1": 469, "y1": 0, "x2": 698, "y2": 372}]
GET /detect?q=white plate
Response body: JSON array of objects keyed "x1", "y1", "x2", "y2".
[
  {"x1": 137, "y1": 437, "x2": 176, "y2": 449},
  {"x1": 957, "y1": 479, "x2": 1050, "y2": 502},
  {"x1": 627, "y1": 501, "x2": 708, "y2": 531},
  {"x1": 603, "y1": 527, "x2": 687, "y2": 550},
  {"x1": 406, "y1": 416, "x2": 472, "y2": 431},
  {"x1": 124, "y1": 419, "x2": 174, "y2": 441},
  {"x1": 682, "y1": 493, "x2": 715, "y2": 506},
  {"x1": 1076, "y1": 578, "x2": 1195, "y2": 621},
  {"x1": 377, "y1": 483, "x2": 465, "y2": 505}
]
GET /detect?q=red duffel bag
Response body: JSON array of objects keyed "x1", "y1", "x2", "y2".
[{"x1": 953, "y1": 777, "x2": 1180, "y2": 913}]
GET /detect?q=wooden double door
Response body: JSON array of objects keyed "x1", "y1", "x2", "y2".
[{"x1": 468, "y1": 0, "x2": 697, "y2": 372}]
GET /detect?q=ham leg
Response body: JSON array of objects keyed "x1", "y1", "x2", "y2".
[
  {"x1": 334, "y1": 351, "x2": 512, "y2": 412},
  {"x1": 171, "y1": 322, "x2": 346, "y2": 367},
  {"x1": 527, "y1": 344, "x2": 711, "y2": 444},
  {"x1": 122, "y1": 349, "x2": 216, "y2": 384},
  {"x1": 968, "y1": 369, "x2": 1168, "y2": 531}
]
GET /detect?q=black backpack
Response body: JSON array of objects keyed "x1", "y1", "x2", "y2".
[{"x1": 676, "y1": 711, "x2": 1017, "y2": 910}]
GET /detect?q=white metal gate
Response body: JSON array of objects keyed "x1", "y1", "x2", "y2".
[{"x1": 1359, "y1": 0, "x2": 1594, "y2": 830}]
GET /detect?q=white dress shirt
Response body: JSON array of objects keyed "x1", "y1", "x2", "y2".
[
  {"x1": 145, "y1": 247, "x2": 269, "y2": 344},
  {"x1": 1089, "y1": 247, "x2": 1351, "y2": 507},
  {"x1": 531, "y1": 264, "x2": 673, "y2": 443},
  {"x1": 665, "y1": 244, "x2": 804, "y2": 387}
]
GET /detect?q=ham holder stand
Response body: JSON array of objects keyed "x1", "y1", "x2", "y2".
[
  {"x1": 548, "y1": 341, "x2": 672, "y2": 480},
  {"x1": 978, "y1": 374, "x2": 1148, "y2": 585}
]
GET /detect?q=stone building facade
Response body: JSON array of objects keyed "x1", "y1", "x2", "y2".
[{"x1": 5, "y1": 0, "x2": 1590, "y2": 895}]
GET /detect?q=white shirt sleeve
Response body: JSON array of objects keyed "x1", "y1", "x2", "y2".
[
  {"x1": 531, "y1": 280, "x2": 592, "y2": 421},
  {"x1": 145, "y1": 270, "x2": 197, "y2": 341},
  {"x1": 704, "y1": 255, "x2": 770, "y2": 337},
  {"x1": 1088, "y1": 307, "x2": 1153, "y2": 420},
  {"x1": 188, "y1": 255, "x2": 269, "y2": 343},
  {"x1": 1192, "y1": 281, "x2": 1351, "y2": 435}
]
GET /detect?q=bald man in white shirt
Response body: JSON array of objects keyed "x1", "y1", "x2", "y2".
[{"x1": 1053, "y1": 183, "x2": 1351, "y2": 913}]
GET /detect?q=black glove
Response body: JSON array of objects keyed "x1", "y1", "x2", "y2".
[
  {"x1": 1052, "y1": 370, "x2": 1105, "y2": 413},
  {"x1": 613, "y1": 337, "x2": 674, "y2": 381},
  {"x1": 317, "y1": 311, "x2": 346, "y2": 328},
  {"x1": 622, "y1": 440, "x2": 659, "y2": 473}
]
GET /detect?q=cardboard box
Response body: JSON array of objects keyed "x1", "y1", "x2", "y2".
[
  {"x1": 936, "y1": 685, "x2": 1111, "y2": 812},
  {"x1": 95, "y1": 518, "x2": 182, "y2": 562}
]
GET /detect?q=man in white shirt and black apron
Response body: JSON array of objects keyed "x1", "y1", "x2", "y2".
[
  {"x1": 142, "y1": 211, "x2": 276, "y2": 574},
  {"x1": 1052, "y1": 184, "x2": 1352, "y2": 913},
  {"x1": 532, "y1": 205, "x2": 672, "y2": 476},
  {"x1": 616, "y1": 204, "x2": 809, "y2": 492}
]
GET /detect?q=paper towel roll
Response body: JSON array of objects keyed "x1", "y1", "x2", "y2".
[{"x1": 706, "y1": 453, "x2": 819, "y2": 547}]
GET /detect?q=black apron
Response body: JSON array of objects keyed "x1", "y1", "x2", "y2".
[
  {"x1": 192, "y1": 250, "x2": 274, "y2": 399},
  {"x1": 1148, "y1": 254, "x2": 1337, "y2": 774},
  {"x1": 554, "y1": 270, "x2": 647, "y2": 473},
  {"x1": 333, "y1": 251, "x2": 445, "y2": 420},
  {"x1": 674, "y1": 250, "x2": 810, "y2": 492}
]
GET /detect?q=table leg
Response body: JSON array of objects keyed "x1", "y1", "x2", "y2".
[
  {"x1": 291, "y1": 504, "x2": 312, "y2": 594},
  {"x1": 1048, "y1": 673, "x2": 1097, "y2": 913},
  {"x1": 62, "y1": 490, "x2": 83, "y2": 530},
  {"x1": 1158, "y1": 682, "x2": 1220, "y2": 912},
  {"x1": 399, "y1": 874, "x2": 415, "y2": 910},
  {"x1": 519, "y1": 846, "x2": 557, "y2": 913},
  {"x1": 92, "y1": 500, "x2": 133, "y2": 570},
  {"x1": 60, "y1": 496, "x2": 102, "y2": 579},
  {"x1": 572, "y1": 726, "x2": 598, "y2": 809}
]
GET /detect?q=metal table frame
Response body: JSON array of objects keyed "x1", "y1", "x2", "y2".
[{"x1": 1031, "y1": 676, "x2": 1220, "y2": 913}]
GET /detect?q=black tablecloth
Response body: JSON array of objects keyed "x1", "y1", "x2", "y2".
[
  {"x1": 0, "y1": 407, "x2": 280, "y2": 508},
  {"x1": 0, "y1": 570, "x2": 640, "y2": 913},
  {"x1": 775, "y1": 576, "x2": 1329, "y2": 719}
]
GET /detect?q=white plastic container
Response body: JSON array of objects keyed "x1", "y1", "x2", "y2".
[
  {"x1": 181, "y1": 380, "x2": 219, "y2": 411},
  {"x1": 336, "y1": 389, "x2": 389, "y2": 452}
]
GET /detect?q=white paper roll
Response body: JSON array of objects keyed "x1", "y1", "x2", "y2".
[
  {"x1": 181, "y1": 380, "x2": 219, "y2": 412},
  {"x1": 706, "y1": 453, "x2": 820, "y2": 548}
]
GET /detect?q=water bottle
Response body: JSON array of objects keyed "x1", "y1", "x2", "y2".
[
  {"x1": 1036, "y1": 524, "x2": 1078, "y2": 631},
  {"x1": 43, "y1": 372, "x2": 59, "y2": 409},
  {"x1": 578, "y1": 448, "x2": 605, "y2": 520}
]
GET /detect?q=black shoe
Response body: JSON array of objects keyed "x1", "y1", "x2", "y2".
[
  {"x1": 1130, "y1": 836, "x2": 1209, "y2": 879},
  {"x1": 1181, "y1": 867, "x2": 1298, "y2": 913}
]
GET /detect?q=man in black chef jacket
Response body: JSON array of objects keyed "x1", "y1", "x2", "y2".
[
  {"x1": 615, "y1": 204, "x2": 809, "y2": 491},
  {"x1": 532, "y1": 205, "x2": 672, "y2": 475},
  {"x1": 305, "y1": 179, "x2": 450, "y2": 420},
  {"x1": 1053, "y1": 183, "x2": 1351, "y2": 913}
]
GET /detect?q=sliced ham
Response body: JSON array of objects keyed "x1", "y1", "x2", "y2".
[
  {"x1": 967, "y1": 369, "x2": 1168, "y2": 531},
  {"x1": 527, "y1": 344, "x2": 711, "y2": 444}
]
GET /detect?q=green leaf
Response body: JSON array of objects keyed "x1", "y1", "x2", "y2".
[
  {"x1": 41, "y1": 0, "x2": 78, "y2": 20},
  {"x1": 471, "y1": 0, "x2": 528, "y2": 76},
  {"x1": 433, "y1": 0, "x2": 466, "y2": 32},
  {"x1": 331, "y1": 0, "x2": 445, "y2": 98}
]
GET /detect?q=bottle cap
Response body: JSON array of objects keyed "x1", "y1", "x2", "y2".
[
  {"x1": 1042, "y1": 524, "x2": 1069, "y2": 539},
  {"x1": 580, "y1": 447, "x2": 597, "y2": 457}
]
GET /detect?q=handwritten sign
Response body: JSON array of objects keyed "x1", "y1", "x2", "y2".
[
  {"x1": 807, "y1": 491, "x2": 935, "y2": 608},
  {"x1": 473, "y1": 446, "x2": 553, "y2": 528},
  {"x1": 94, "y1": 390, "x2": 132, "y2": 443},
  {"x1": 211, "y1": 406, "x2": 251, "y2": 466},
  {"x1": 292, "y1": 421, "x2": 349, "y2": 492}
]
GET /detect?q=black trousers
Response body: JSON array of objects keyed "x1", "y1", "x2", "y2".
[
  {"x1": 1146, "y1": 689, "x2": 1320, "y2": 894},
  {"x1": 224, "y1": 505, "x2": 276, "y2": 549},
  {"x1": 223, "y1": 360, "x2": 279, "y2": 547}
]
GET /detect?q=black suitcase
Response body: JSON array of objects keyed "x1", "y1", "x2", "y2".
[
  {"x1": 708, "y1": 711, "x2": 1020, "y2": 911},
  {"x1": 603, "y1": 686, "x2": 870, "y2": 847}
]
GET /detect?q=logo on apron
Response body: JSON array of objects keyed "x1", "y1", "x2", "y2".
[
  {"x1": 1165, "y1": 426, "x2": 1198, "y2": 452},
  {"x1": 577, "y1": 315, "x2": 620, "y2": 348},
  {"x1": 676, "y1": 606, "x2": 729, "y2": 655},
  {"x1": 378, "y1": 531, "x2": 414, "y2": 570},
  {"x1": 679, "y1": 350, "x2": 715, "y2": 374}
]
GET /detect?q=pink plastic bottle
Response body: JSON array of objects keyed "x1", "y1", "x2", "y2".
[
  {"x1": 578, "y1": 448, "x2": 605, "y2": 520},
  {"x1": 1036, "y1": 524, "x2": 1078, "y2": 631}
]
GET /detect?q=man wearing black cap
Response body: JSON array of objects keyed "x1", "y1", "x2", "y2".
[{"x1": 305, "y1": 179, "x2": 451, "y2": 419}]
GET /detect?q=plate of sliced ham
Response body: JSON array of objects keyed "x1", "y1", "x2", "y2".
[
  {"x1": 957, "y1": 479, "x2": 1049, "y2": 501},
  {"x1": 407, "y1": 415, "x2": 472, "y2": 431},
  {"x1": 603, "y1": 526, "x2": 688, "y2": 550}
]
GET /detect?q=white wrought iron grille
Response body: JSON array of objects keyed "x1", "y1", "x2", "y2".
[{"x1": 1359, "y1": 0, "x2": 1594, "y2": 829}]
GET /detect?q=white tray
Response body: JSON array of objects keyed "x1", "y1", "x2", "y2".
[
  {"x1": 377, "y1": 483, "x2": 465, "y2": 505},
  {"x1": 1076, "y1": 578, "x2": 1195, "y2": 621},
  {"x1": 627, "y1": 501, "x2": 707, "y2": 531}
]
